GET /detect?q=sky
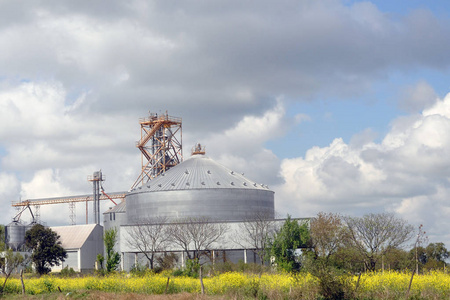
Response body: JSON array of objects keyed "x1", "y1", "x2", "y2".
[{"x1": 1, "y1": 0, "x2": 450, "y2": 247}]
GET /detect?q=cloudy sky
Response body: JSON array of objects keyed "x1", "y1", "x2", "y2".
[{"x1": 1, "y1": 0, "x2": 450, "y2": 246}]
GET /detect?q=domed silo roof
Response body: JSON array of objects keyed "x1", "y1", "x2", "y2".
[{"x1": 126, "y1": 152, "x2": 274, "y2": 223}]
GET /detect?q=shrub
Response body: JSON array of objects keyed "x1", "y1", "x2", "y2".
[{"x1": 59, "y1": 266, "x2": 77, "y2": 277}]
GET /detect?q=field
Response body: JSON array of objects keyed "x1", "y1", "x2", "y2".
[{"x1": 2, "y1": 270, "x2": 450, "y2": 299}]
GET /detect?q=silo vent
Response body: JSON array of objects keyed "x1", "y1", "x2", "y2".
[
  {"x1": 171, "y1": 183, "x2": 175, "y2": 186},
  {"x1": 147, "y1": 184, "x2": 151, "y2": 188},
  {"x1": 217, "y1": 181, "x2": 221, "y2": 185},
  {"x1": 186, "y1": 182, "x2": 190, "y2": 186},
  {"x1": 207, "y1": 170, "x2": 211, "y2": 174},
  {"x1": 201, "y1": 182, "x2": 205, "y2": 185},
  {"x1": 231, "y1": 171, "x2": 234, "y2": 175},
  {"x1": 231, "y1": 182, "x2": 235, "y2": 186},
  {"x1": 158, "y1": 184, "x2": 162, "y2": 187},
  {"x1": 185, "y1": 170, "x2": 189, "y2": 174},
  {"x1": 243, "y1": 182, "x2": 247, "y2": 186}
]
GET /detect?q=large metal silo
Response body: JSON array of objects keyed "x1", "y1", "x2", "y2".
[
  {"x1": 5, "y1": 221, "x2": 26, "y2": 251},
  {"x1": 126, "y1": 153, "x2": 275, "y2": 223}
]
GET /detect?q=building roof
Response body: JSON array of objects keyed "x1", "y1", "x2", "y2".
[
  {"x1": 51, "y1": 224, "x2": 101, "y2": 250},
  {"x1": 103, "y1": 200, "x2": 126, "y2": 214},
  {"x1": 129, "y1": 154, "x2": 271, "y2": 193}
]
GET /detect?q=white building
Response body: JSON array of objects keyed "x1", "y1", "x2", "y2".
[{"x1": 51, "y1": 224, "x2": 104, "y2": 273}]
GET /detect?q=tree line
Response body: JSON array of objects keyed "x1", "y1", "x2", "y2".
[
  {"x1": 125, "y1": 212, "x2": 449, "y2": 276},
  {"x1": 2, "y1": 211, "x2": 447, "y2": 282}
]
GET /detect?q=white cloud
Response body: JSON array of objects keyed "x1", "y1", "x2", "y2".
[
  {"x1": 0, "y1": 80, "x2": 139, "y2": 225},
  {"x1": 202, "y1": 98, "x2": 287, "y2": 185},
  {"x1": 0, "y1": 172, "x2": 20, "y2": 225},
  {"x1": 21, "y1": 169, "x2": 73, "y2": 199},
  {"x1": 275, "y1": 92, "x2": 450, "y2": 243}
]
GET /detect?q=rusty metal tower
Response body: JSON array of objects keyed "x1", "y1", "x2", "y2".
[{"x1": 130, "y1": 111, "x2": 182, "y2": 189}]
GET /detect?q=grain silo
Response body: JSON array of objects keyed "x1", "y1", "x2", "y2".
[{"x1": 125, "y1": 144, "x2": 274, "y2": 223}]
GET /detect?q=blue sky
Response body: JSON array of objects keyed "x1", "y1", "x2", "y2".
[{"x1": 1, "y1": 0, "x2": 450, "y2": 247}]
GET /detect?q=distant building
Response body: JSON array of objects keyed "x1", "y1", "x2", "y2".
[{"x1": 51, "y1": 224, "x2": 103, "y2": 273}]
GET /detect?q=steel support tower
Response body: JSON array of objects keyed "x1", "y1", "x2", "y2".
[{"x1": 130, "y1": 111, "x2": 182, "y2": 189}]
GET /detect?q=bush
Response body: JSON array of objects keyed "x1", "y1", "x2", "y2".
[
  {"x1": 316, "y1": 269, "x2": 354, "y2": 300},
  {"x1": 59, "y1": 266, "x2": 77, "y2": 277},
  {"x1": 129, "y1": 263, "x2": 147, "y2": 277}
]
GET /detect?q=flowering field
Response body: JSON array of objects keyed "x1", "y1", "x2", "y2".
[
  {"x1": 3, "y1": 271, "x2": 450, "y2": 299},
  {"x1": 356, "y1": 271, "x2": 450, "y2": 299}
]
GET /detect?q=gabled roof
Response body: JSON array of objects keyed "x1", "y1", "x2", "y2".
[
  {"x1": 51, "y1": 224, "x2": 101, "y2": 250},
  {"x1": 129, "y1": 154, "x2": 271, "y2": 193}
]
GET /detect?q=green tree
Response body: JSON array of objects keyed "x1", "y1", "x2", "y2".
[
  {"x1": 382, "y1": 247, "x2": 411, "y2": 271},
  {"x1": 0, "y1": 225, "x2": 5, "y2": 250},
  {"x1": 25, "y1": 224, "x2": 67, "y2": 275},
  {"x1": 409, "y1": 242, "x2": 449, "y2": 272},
  {"x1": 269, "y1": 215, "x2": 310, "y2": 272},
  {"x1": 426, "y1": 242, "x2": 449, "y2": 263},
  {"x1": 104, "y1": 228, "x2": 120, "y2": 273}
]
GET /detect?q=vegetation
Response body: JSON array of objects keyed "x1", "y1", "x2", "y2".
[
  {"x1": 413, "y1": 242, "x2": 450, "y2": 272},
  {"x1": 2, "y1": 270, "x2": 450, "y2": 299},
  {"x1": 24, "y1": 224, "x2": 67, "y2": 276},
  {"x1": 169, "y1": 217, "x2": 229, "y2": 262},
  {"x1": 268, "y1": 215, "x2": 310, "y2": 273},
  {"x1": 0, "y1": 249, "x2": 26, "y2": 295},
  {"x1": 0, "y1": 225, "x2": 4, "y2": 248},
  {"x1": 235, "y1": 210, "x2": 278, "y2": 265},
  {"x1": 345, "y1": 212, "x2": 415, "y2": 272},
  {"x1": 1, "y1": 212, "x2": 449, "y2": 299},
  {"x1": 103, "y1": 228, "x2": 120, "y2": 273},
  {"x1": 126, "y1": 216, "x2": 170, "y2": 270}
]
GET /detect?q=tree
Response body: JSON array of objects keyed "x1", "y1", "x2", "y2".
[
  {"x1": 0, "y1": 225, "x2": 5, "y2": 250},
  {"x1": 409, "y1": 242, "x2": 449, "y2": 272},
  {"x1": 126, "y1": 216, "x2": 170, "y2": 269},
  {"x1": 104, "y1": 228, "x2": 120, "y2": 273},
  {"x1": 24, "y1": 224, "x2": 67, "y2": 275},
  {"x1": 0, "y1": 249, "x2": 26, "y2": 295},
  {"x1": 412, "y1": 224, "x2": 427, "y2": 274},
  {"x1": 309, "y1": 212, "x2": 348, "y2": 267},
  {"x1": 169, "y1": 217, "x2": 229, "y2": 262},
  {"x1": 269, "y1": 215, "x2": 310, "y2": 272},
  {"x1": 426, "y1": 242, "x2": 449, "y2": 263},
  {"x1": 344, "y1": 212, "x2": 414, "y2": 272},
  {"x1": 169, "y1": 217, "x2": 228, "y2": 294},
  {"x1": 234, "y1": 210, "x2": 278, "y2": 265}
]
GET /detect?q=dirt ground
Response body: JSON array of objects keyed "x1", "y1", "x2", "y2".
[{"x1": 2, "y1": 291, "x2": 228, "y2": 300}]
